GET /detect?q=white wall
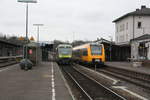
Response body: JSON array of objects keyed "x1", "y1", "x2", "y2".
[
  {"x1": 115, "y1": 16, "x2": 150, "y2": 43},
  {"x1": 134, "y1": 16, "x2": 150, "y2": 38},
  {"x1": 115, "y1": 16, "x2": 133, "y2": 43}
]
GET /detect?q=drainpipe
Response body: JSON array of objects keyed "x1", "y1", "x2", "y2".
[
  {"x1": 131, "y1": 15, "x2": 135, "y2": 60},
  {"x1": 133, "y1": 15, "x2": 135, "y2": 40}
]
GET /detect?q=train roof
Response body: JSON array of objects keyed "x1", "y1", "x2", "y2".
[{"x1": 73, "y1": 42, "x2": 103, "y2": 50}]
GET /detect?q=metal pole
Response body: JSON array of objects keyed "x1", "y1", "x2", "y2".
[
  {"x1": 36, "y1": 26, "x2": 39, "y2": 65},
  {"x1": 25, "y1": 3, "x2": 29, "y2": 65},
  {"x1": 33, "y1": 24, "x2": 43, "y2": 65},
  {"x1": 109, "y1": 36, "x2": 112, "y2": 61},
  {"x1": 37, "y1": 26, "x2": 39, "y2": 43},
  {"x1": 143, "y1": 27, "x2": 145, "y2": 34},
  {"x1": 133, "y1": 15, "x2": 135, "y2": 40}
]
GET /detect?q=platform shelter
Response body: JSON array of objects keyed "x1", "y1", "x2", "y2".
[{"x1": 96, "y1": 38, "x2": 130, "y2": 61}]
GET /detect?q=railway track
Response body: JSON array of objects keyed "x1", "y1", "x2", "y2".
[
  {"x1": 61, "y1": 65, "x2": 125, "y2": 100},
  {"x1": 97, "y1": 67, "x2": 150, "y2": 90},
  {"x1": 0, "y1": 59, "x2": 16, "y2": 67}
]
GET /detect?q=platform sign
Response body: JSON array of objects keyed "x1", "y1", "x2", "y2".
[
  {"x1": 18, "y1": 0, "x2": 37, "y2": 3},
  {"x1": 29, "y1": 49, "x2": 33, "y2": 54}
]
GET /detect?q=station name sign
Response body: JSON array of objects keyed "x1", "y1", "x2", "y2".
[{"x1": 18, "y1": 0, "x2": 37, "y2": 3}]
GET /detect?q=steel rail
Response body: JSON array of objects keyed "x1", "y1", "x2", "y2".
[
  {"x1": 98, "y1": 68, "x2": 150, "y2": 90},
  {"x1": 76, "y1": 63, "x2": 150, "y2": 90},
  {"x1": 103, "y1": 67, "x2": 150, "y2": 83},
  {"x1": 72, "y1": 66, "x2": 126, "y2": 100},
  {"x1": 0, "y1": 56, "x2": 22, "y2": 67},
  {"x1": 61, "y1": 65, "x2": 125, "y2": 100},
  {"x1": 62, "y1": 66, "x2": 93, "y2": 100}
]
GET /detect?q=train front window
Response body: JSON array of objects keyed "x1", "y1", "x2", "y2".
[
  {"x1": 58, "y1": 47, "x2": 72, "y2": 55},
  {"x1": 91, "y1": 45, "x2": 102, "y2": 55}
]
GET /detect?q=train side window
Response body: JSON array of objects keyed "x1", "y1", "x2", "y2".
[
  {"x1": 75, "y1": 49, "x2": 80, "y2": 57},
  {"x1": 82, "y1": 48, "x2": 88, "y2": 56}
]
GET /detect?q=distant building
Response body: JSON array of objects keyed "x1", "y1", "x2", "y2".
[
  {"x1": 113, "y1": 5, "x2": 150, "y2": 43},
  {"x1": 0, "y1": 39, "x2": 23, "y2": 56}
]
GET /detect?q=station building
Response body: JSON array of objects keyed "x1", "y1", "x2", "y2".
[{"x1": 112, "y1": 5, "x2": 150, "y2": 61}]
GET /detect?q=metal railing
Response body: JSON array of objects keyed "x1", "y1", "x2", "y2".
[{"x1": 0, "y1": 55, "x2": 23, "y2": 67}]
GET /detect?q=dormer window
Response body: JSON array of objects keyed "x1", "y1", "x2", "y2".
[{"x1": 137, "y1": 22, "x2": 142, "y2": 28}]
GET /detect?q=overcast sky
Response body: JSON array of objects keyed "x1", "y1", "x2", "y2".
[{"x1": 0, "y1": 0, "x2": 149, "y2": 42}]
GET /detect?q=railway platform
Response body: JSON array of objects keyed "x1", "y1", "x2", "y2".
[
  {"x1": 0, "y1": 62, "x2": 74, "y2": 100},
  {"x1": 105, "y1": 61, "x2": 150, "y2": 75}
]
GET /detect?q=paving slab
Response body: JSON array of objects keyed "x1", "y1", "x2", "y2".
[
  {"x1": 0, "y1": 62, "x2": 73, "y2": 100},
  {"x1": 51, "y1": 62, "x2": 74, "y2": 100}
]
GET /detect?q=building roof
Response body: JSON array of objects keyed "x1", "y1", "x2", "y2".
[
  {"x1": 27, "y1": 42, "x2": 38, "y2": 47},
  {"x1": 130, "y1": 34, "x2": 150, "y2": 41},
  {"x1": 0, "y1": 39, "x2": 21, "y2": 46},
  {"x1": 115, "y1": 41, "x2": 130, "y2": 46},
  {"x1": 95, "y1": 38, "x2": 115, "y2": 44},
  {"x1": 113, "y1": 5, "x2": 150, "y2": 22}
]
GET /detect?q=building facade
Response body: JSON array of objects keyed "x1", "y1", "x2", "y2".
[
  {"x1": 130, "y1": 34, "x2": 150, "y2": 60},
  {"x1": 0, "y1": 39, "x2": 23, "y2": 57},
  {"x1": 113, "y1": 5, "x2": 150, "y2": 43}
]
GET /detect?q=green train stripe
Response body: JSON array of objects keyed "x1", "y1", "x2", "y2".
[{"x1": 59, "y1": 55, "x2": 72, "y2": 58}]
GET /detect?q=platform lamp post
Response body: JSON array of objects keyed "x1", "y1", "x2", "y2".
[
  {"x1": 33, "y1": 24, "x2": 44, "y2": 65},
  {"x1": 18, "y1": 0, "x2": 37, "y2": 68}
]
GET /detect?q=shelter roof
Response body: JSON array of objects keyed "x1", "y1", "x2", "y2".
[
  {"x1": 0, "y1": 39, "x2": 21, "y2": 46},
  {"x1": 131, "y1": 34, "x2": 150, "y2": 41}
]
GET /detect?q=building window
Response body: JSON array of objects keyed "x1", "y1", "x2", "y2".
[
  {"x1": 123, "y1": 24, "x2": 125, "y2": 31},
  {"x1": 137, "y1": 22, "x2": 142, "y2": 28},
  {"x1": 126, "y1": 34, "x2": 128, "y2": 41},
  {"x1": 120, "y1": 25, "x2": 122, "y2": 32},
  {"x1": 119, "y1": 24, "x2": 125, "y2": 32},
  {"x1": 116, "y1": 26, "x2": 118, "y2": 32},
  {"x1": 116, "y1": 36, "x2": 118, "y2": 42},
  {"x1": 126, "y1": 22, "x2": 128, "y2": 30}
]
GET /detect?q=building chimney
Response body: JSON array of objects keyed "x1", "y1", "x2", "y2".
[{"x1": 141, "y1": 5, "x2": 146, "y2": 9}]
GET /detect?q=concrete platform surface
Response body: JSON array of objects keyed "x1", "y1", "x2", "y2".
[
  {"x1": 105, "y1": 62, "x2": 150, "y2": 75},
  {"x1": 0, "y1": 62, "x2": 73, "y2": 100}
]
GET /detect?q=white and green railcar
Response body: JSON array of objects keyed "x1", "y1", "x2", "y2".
[{"x1": 56, "y1": 44, "x2": 72, "y2": 65}]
